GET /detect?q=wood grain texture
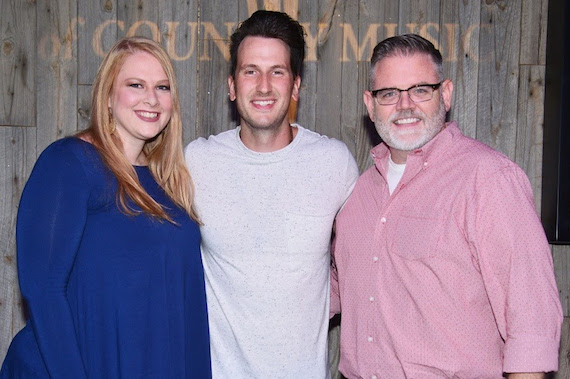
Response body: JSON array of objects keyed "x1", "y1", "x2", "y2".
[
  {"x1": 158, "y1": 0, "x2": 199, "y2": 144},
  {"x1": 476, "y1": 0, "x2": 521, "y2": 160},
  {"x1": 77, "y1": 0, "x2": 116, "y2": 85},
  {"x1": 552, "y1": 247, "x2": 570, "y2": 377},
  {"x1": 520, "y1": 0, "x2": 548, "y2": 66},
  {"x1": 1, "y1": 2, "x2": 568, "y2": 377},
  {"x1": 441, "y1": 0, "x2": 481, "y2": 139},
  {"x1": 352, "y1": 0, "x2": 399, "y2": 172},
  {"x1": 516, "y1": 65, "x2": 545, "y2": 211},
  {"x1": 555, "y1": 317, "x2": 570, "y2": 378},
  {"x1": 554, "y1": 245, "x2": 570, "y2": 316},
  {"x1": 312, "y1": 0, "x2": 345, "y2": 141},
  {"x1": 195, "y1": 0, "x2": 237, "y2": 140},
  {"x1": 0, "y1": 0, "x2": 35, "y2": 127},
  {"x1": 0, "y1": 126, "x2": 36, "y2": 361},
  {"x1": 292, "y1": 0, "x2": 320, "y2": 133},
  {"x1": 36, "y1": 0, "x2": 78, "y2": 152}
]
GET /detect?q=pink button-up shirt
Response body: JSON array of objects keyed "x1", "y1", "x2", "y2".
[{"x1": 331, "y1": 122, "x2": 562, "y2": 378}]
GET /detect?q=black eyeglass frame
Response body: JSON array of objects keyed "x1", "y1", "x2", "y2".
[{"x1": 370, "y1": 82, "x2": 443, "y2": 105}]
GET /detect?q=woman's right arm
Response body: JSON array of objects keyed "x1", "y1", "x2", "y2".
[{"x1": 16, "y1": 141, "x2": 90, "y2": 378}]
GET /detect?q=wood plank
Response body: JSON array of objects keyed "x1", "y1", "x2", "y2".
[
  {"x1": 515, "y1": 65, "x2": 545, "y2": 211},
  {"x1": 77, "y1": 84, "x2": 92, "y2": 132},
  {"x1": 555, "y1": 317, "x2": 570, "y2": 378},
  {"x1": 553, "y1": 245, "x2": 570, "y2": 316},
  {"x1": 356, "y1": 62, "x2": 381, "y2": 172},
  {"x1": 349, "y1": 0, "x2": 399, "y2": 173},
  {"x1": 36, "y1": 0, "x2": 78, "y2": 153},
  {"x1": 520, "y1": 0, "x2": 548, "y2": 65},
  {"x1": 157, "y1": 0, "x2": 199, "y2": 144},
  {"x1": 0, "y1": 0, "x2": 35, "y2": 127},
  {"x1": 441, "y1": 0, "x2": 481, "y2": 139},
  {"x1": 476, "y1": 1, "x2": 522, "y2": 159},
  {"x1": 294, "y1": 0, "x2": 320, "y2": 133},
  {"x1": 397, "y1": 0, "x2": 441, "y2": 36},
  {"x1": 312, "y1": 0, "x2": 352, "y2": 139},
  {"x1": 537, "y1": 0, "x2": 548, "y2": 66},
  {"x1": 328, "y1": 314, "x2": 341, "y2": 379},
  {"x1": 338, "y1": 0, "x2": 363, "y2": 156},
  {"x1": 0, "y1": 126, "x2": 36, "y2": 361},
  {"x1": 77, "y1": 0, "x2": 116, "y2": 85},
  {"x1": 195, "y1": 0, "x2": 239, "y2": 139},
  {"x1": 117, "y1": 0, "x2": 159, "y2": 40}
]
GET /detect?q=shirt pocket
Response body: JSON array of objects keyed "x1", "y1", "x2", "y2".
[{"x1": 388, "y1": 206, "x2": 444, "y2": 260}]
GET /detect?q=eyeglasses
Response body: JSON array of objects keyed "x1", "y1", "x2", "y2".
[{"x1": 370, "y1": 82, "x2": 442, "y2": 105}]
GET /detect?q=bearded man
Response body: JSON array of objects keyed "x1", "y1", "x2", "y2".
[{"x1": 331, "y1": 34, "x2": 562, "y2": 379}]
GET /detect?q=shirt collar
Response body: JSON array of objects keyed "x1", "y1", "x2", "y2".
[{"x1": 370, "y1": 121, "x2": 461, "y2": 177}]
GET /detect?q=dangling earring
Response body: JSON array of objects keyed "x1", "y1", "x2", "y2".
[{"x1": 108, "y1": 110, "x2": 116, "y2": 134}]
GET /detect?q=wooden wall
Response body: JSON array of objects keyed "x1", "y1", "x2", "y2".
[{"x1": 2, "y1": 0, "x2": 569, "y2": 376}]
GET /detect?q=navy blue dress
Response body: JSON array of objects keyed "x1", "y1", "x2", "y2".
[{"x1": 1, "y1": 138, "x2": 211, "y2": 378}]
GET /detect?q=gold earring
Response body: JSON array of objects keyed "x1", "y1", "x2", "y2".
[{"x1": 108, "y1": 112, "x2": 116, "y2": 134}]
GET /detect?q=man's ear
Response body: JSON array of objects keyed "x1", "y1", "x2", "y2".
[
  {"x1": 228, "y1": 75, "x2": 236, "y2": 101},
  {"x1": 363, "y1": 90, "x2": 376, "y2": 122},
  {"x1": 441, "y1": 79, "x2": 454, "y2": 112},
  {"x1": 291, "y1": 75, "x2": 301, "y2": 101}
]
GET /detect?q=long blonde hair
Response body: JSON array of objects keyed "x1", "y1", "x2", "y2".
[{"x1": 78, "y1": 36, "x2": 199, "y2": 223}]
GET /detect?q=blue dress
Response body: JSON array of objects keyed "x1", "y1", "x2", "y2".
[{"x1": 1, "y1": 138, "x2": 211, "y2": 378}]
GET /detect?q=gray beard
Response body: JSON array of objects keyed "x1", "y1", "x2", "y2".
[{"x1": 374, "y1": 96, "x2": 447, "y2": 151}]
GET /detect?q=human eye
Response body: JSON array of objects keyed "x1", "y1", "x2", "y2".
[
  {"x1": 128, "y1": 82, "x2": 143, "y2": 89},
  {"x1": 272, "y1": 69, "x2": 285, "y2": 76},
  {"x1": 157, "y1": 84, "x2": 171, "y2": 91},
  {"x1": 378, "y1": 89, "x2": 398, "y2": 100},
  {"x1": 411, "y1": 85, "x2": 431, "y2": 95}
]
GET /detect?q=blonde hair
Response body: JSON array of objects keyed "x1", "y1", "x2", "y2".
[{"x1": 78, "y1": 36, "x2": 199, "y2": 223}]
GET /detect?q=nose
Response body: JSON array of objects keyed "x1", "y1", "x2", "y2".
[
  {"x1": 144, "y1": 89, "x2": 159, "y2": 106},
  {"x1": 256, "y1": 73, "x2": 271, "y2": 93},
  {"x1": 395, "y1": 90, "x2": 415, "y2": 110}
]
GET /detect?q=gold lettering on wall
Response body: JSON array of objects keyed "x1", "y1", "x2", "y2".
[
  {"x1": 38, "y1": 34, "x2": 60, "y2": 61},
  {"x1": 38, "y1": 17, "x2": 85, "y2": 60},
  {"x1": 415, "y1": 23, "x2": 440, "y2": 49},
  {"x1": 200, "y1": 22, "x2": 235, "y2": 61},
  {"x1": 340, "y1": 23, "x2": 382, "y2": 62},
  {"x1": 443, "y1": 23, "x2": 458, "y2": 62},
  {"x1": 301, "y1": 23, "x2": 329, "y2": 62},
  {"x1": 92, "y1": 20, "x2": 125, "y2": 57},
  {"x1": 127, "y1": 20, "x2": 161, "y2": 41},
  {"x1": 463, "y1": 24, "x2": 492, "y2": 63},
  {"x1": 246, "y1": 0, "x2": 298, "y2": 18},
  {"x1": 165, "y1": 22, "x2": 198, "y2": 61},
  {"x1": 37, "y1": 18, "x2": 492, "y2": 64}
]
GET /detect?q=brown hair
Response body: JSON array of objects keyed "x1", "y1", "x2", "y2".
[{"x1": 229, "y1": 10, "x2": 306, "y2": 78}]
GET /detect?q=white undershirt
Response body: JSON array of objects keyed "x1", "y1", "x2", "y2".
[{"x1": 387, "y1": 154, "x2": 406, "y2": 194}]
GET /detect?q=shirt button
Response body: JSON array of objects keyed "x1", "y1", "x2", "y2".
[
  {"x1": 369, "y1": 296, "x2": 374, "y2": 302},
  {"x1": 368, "y1": 336, "x2": 373, "y2": 342},
  {"x1": 372, "y1": 376, "x2": 378, "y2": 379},
  {"x1": 373, "y1": 256, "x2": 378, "y2": 262},
  {"x1": 424, "y1": 161, "x2": 428, "y2": 167},
  {"x1": 380, "y1": 217, "x2": 386, "y2": 223}
]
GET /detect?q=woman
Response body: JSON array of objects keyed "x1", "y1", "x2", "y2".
[{"x1": 1, "y1": 37, "x2": 211, "y2": 378}]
